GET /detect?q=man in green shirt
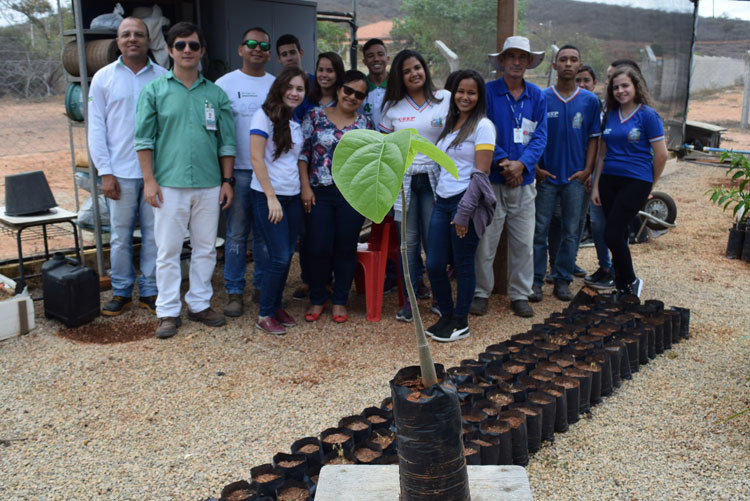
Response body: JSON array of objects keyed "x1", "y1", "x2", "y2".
[{"x1": 135, "y1": 22, "x2": 236, "y2": 339}]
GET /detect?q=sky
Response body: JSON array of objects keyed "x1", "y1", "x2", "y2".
[{"x1": 575, "y1": 0, "x2": 750, "y2": 20}]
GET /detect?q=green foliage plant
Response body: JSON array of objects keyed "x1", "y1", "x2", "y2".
[
  {"x1": 707, "y1": 152, "x2": 750, "y2": 227},
  {"x1": 332, "y1": 128, "x2": 457, "y2": 387}
]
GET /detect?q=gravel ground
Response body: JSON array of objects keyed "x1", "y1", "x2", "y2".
[{"x1": 0, "y1": 159, "x2": 748, "y2": 500}]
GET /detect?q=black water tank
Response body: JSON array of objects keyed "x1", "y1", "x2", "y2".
[{"x1": 42, "y1": 253, "x2": 99, "y2": 327}]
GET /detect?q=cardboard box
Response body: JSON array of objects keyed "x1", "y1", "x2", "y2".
[{"x1": 0, "y1": 274, "x2": 35, "y2": 341}]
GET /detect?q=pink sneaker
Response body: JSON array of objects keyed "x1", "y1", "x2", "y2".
[
  {"x1": 256, "y1": 316, "x2": 286, "y2": 335},
  {"x1": 274, "y1": 308, "x2": 297, "y2": 327}
]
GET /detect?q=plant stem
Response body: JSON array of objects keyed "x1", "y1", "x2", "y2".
[{"x1": 400, "y1": 185, "x2": 438, "y2": 387}]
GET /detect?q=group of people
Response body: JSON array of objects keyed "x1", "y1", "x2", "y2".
[{"x1": 89, "y1": 16, "x2": 666, "y2": 342}]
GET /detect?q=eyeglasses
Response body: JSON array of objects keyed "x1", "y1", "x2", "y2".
[
  {"x1": 244, "y1": 39, "x2": 271, "y2": 51},
  {"x1": 341, "y1": 85, "x2": 367, "y2": 101},
  {"x1": 173, "y1": 40, "x2": 201, "y2": 51}
]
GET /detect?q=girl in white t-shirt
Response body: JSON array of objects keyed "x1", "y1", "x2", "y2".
[
  {"x1": 379, "y1": 49, "x2": 450, "y2": 322},
  {"x1": 425, "y1": 70, "x2": 496, "y2": 342},
  {"x1": 249, "y1": 67, "x2": 309, "y2": 335}
]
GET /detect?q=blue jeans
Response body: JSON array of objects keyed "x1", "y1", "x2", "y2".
[
  {"x1": 224, "y1": 169, "x2": 268, "y2": 295},
  {"x1": 426, "y1": 193, "x2": 480, "y2": 318},
  {"x1": 308, "y1": 185, "x2": 365, "y2": 305},
  {"x1": 395, "y1": 173, "x2": 434, "y2": 295},
  {"x1": 589, "y1": 202, "x2": 612, "y2": 270},
  {"x1": 548, "y1": 190, "x2": 589, "y2": 269},
  {"x1": 106, "y1": 177, "x2": 157, "y2": 297},
  {"x1": 533, "y1": 179, "x2": 586, "y2": 285},
  {"x1": 251, "y1": 190, "x2": 303, "y2": 317}
]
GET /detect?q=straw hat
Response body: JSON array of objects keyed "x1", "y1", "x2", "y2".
[{"x1": 488, "y1": 36, "x2": 545, "y2": 71}]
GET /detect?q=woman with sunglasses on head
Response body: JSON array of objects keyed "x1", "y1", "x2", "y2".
[
  {"x1": 591, "y1": 64, "x2": 667, "y2": 299},
  {"x1": 298, "y1": 70, "x2": 374, "y2": 323},
  {"x1": 250, "y1": 67, "x2": 310, "y2": 335},
  {"x1": 379, "y1": 49, "x2": 451, "y2": 322},
  {"x1": 424, "y1": 70, "x2": 496, "y2": 342}
]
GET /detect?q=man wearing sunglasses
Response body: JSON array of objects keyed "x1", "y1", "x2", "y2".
[
  {"x1": 89, "y1": 17, "x2": 168, "y2": 318},
  {"x1": 216, "y1": 27, "x2": 275, "y2": 318},
  {"x1": 135, "y1": 22, "x2": 237, "y2": 339}
]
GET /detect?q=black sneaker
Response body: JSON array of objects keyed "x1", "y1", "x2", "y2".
[
  {"x1": 618, "y1": 277, "x2": 643, "y2": 299},
  {"x1": 383, "y1": 276, "x2": 398, "y2": 295},
  {"x1": 432, "y1": 316, "x2": 470, "y2": 343},
  {"x1": 396, "y1": 302, "x2": 413, "y2": 322},
  {"x1": 585, "y1": 268, "x2": 615, "y2": 289},
  {"x1": 292, "y1": 285, "x2": 309, "y2": 300},
  {"x1": 417, "y1": 279, "x2": 431, "y2": 299},
  {"x1": 511, "y1": 299, "x2": 534, "y2": 318},
  {"x1": 430, "y1": 300, "x2": 441, "y2": 316},
  {"x1": 553, "y1": 280, "x2": 573, "y2": 301},
  {"x1": 138, "y1": 296, "x2": 157, "y2": 315},
  {"x1": 469, "y1": 296, "x2": 488, "y2": 316},
  {"x1": 528, "y1": 284, "x2": 543, "y2": 303},
  {"x1": 426, "y1": 315, "x2": 453, "y2": 339},
  {"x1": 102, "y1": 296, "x2": 132, "y2": 316}
]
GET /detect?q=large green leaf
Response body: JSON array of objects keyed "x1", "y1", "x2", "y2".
[
  {"x1": 332, "y1": 129, "x2": 410, "y2": 223},
  {"x1": 409, "y1": 132, "x2": 458, "y2": 180},
  {"x1": 332, "y1": 128, "x2": 457, "y2": 223}
]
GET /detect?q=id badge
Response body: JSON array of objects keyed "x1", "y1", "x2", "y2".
[
  {"x1": 521, "y1": 117, "x2": 537, "y2": 145},
  {"x1": 205, "y1": 101, "x2": 217, "y2": 131},
  {"x1": 513, "y1": 127, "x2": 523, "y2": 143}
]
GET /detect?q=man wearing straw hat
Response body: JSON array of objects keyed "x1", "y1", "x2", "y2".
[{"x1": 470, "y1": 36, "x2": 547, "y2": 318}]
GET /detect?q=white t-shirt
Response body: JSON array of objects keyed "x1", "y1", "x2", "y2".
[
  {"x1": 361, "y1": 86, "x2": 386, "y2": 131},
  {"x1": 379, "y1": 89, "x2": 451, "y2": 174},
  {"x1": 215, "y1": 69, "x2": 275, "y2": 170},
  {"x1": 250, "y1": 109, "x2": 303, "y2": 196},
  {"x1": 435, "y1": 117, "x2": 496, "y2": 198}
]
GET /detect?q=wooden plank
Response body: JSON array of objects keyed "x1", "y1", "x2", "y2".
[{"x1": 315, "y1": 464, "x2": 534, "y2": 501}]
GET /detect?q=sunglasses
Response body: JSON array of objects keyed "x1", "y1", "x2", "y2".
[
  {"x1": 341, "y1": 85, "x2": 366, "y2": 101},
  {"x1": 244, "y1": 39, "x2": 271, "y2": 51},
  {"x1": 173, "y1": 40, "x2": 201, "y2": 51}
]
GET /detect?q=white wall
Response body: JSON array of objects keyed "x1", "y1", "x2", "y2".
[{"x1": 691, "y1": 55, "x2": 745, "y2": 93}]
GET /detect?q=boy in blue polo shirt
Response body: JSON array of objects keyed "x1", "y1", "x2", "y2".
[{"x1": 531, "y1": 45, "x2": 601, "y2": 302}]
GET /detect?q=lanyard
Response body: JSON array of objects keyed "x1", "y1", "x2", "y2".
[{"x1": 506, "y1": 93, "x2": 524, "y2": 129}]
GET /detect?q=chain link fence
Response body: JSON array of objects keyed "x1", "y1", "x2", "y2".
[{"x1": 0, "y1": 32, "x2": 92, "y2": 263}]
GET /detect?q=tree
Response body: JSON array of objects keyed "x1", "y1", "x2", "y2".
[
  {"x1": 317, "y1": 21, "x2": 349, "y2": 59},
  {"x1": 391, "y1": 0, "x2": 498, "y2": 81}
]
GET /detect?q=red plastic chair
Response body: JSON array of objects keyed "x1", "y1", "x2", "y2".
[{"x1": 355, "y1": 216, "x2": 404, "y2": 322}]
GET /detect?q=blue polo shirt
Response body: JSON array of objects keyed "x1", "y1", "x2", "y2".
[
  {"x1": 541, "y1": 86, "x2": 601, "y2": 185},
  {"x1": 486, "y1": 77, "x2": 547, "y2": 185},
  {"x1": 602, "y1": 104, "x2": 664, "y2": 183}
]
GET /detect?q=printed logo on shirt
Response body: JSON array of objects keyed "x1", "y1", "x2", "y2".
[
  {"x1": 572, "y1": 112, "x2": 583, "y2": 129},
  {"x1": 431, "y1": 117, "x2": 443, "y2": 128},
  {"x1": 364, "y1": 103, "x2": 372, "y2": 113},
  {"x1": 398, "y1": 116, "x2": 416, "y2": 122},
  {"x1": 237, "y1": 91, "x2": 259, "y2": 99},
  {"x1": 628, "y1": 128, "x2": 641, "y2": 142},
  {"x1": 547, "y1": 111, "x2": 559, "y2": 118},
  {"x1": 603, "y1": 128, "x2": 612, "y2": 135}
]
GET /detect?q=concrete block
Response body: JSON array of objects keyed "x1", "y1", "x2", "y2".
[{"x1": 315, "y1": 464, "x2": 534, "y2": 500}]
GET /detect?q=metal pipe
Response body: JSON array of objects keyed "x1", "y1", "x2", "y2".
[
  {"x1": 73, "y1": 0, "x2": 105, "y2": 274},
  {"x1": 683, "y1": 144, "x2": 750, "y2": 155}
]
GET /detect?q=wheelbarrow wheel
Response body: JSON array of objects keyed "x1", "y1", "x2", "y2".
[{"x1": 643, "y1": 191, "x2": 677, "y2": 230}]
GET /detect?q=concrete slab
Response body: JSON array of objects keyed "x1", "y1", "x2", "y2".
[{"x1": 315, "y1": 464, "x2": 534, "y2": 500}]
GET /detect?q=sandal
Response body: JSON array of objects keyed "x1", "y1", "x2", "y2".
[
  {"x1": 332, "y1": 306, "x2": 348, "y2": 323},
  {"x1": 304, "y1": 304, "x2": 327, "y2": 322}
]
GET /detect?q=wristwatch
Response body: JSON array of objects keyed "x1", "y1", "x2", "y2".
[{"x1": 222, "y1": 177, "x2": 235, "y2": 187}]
